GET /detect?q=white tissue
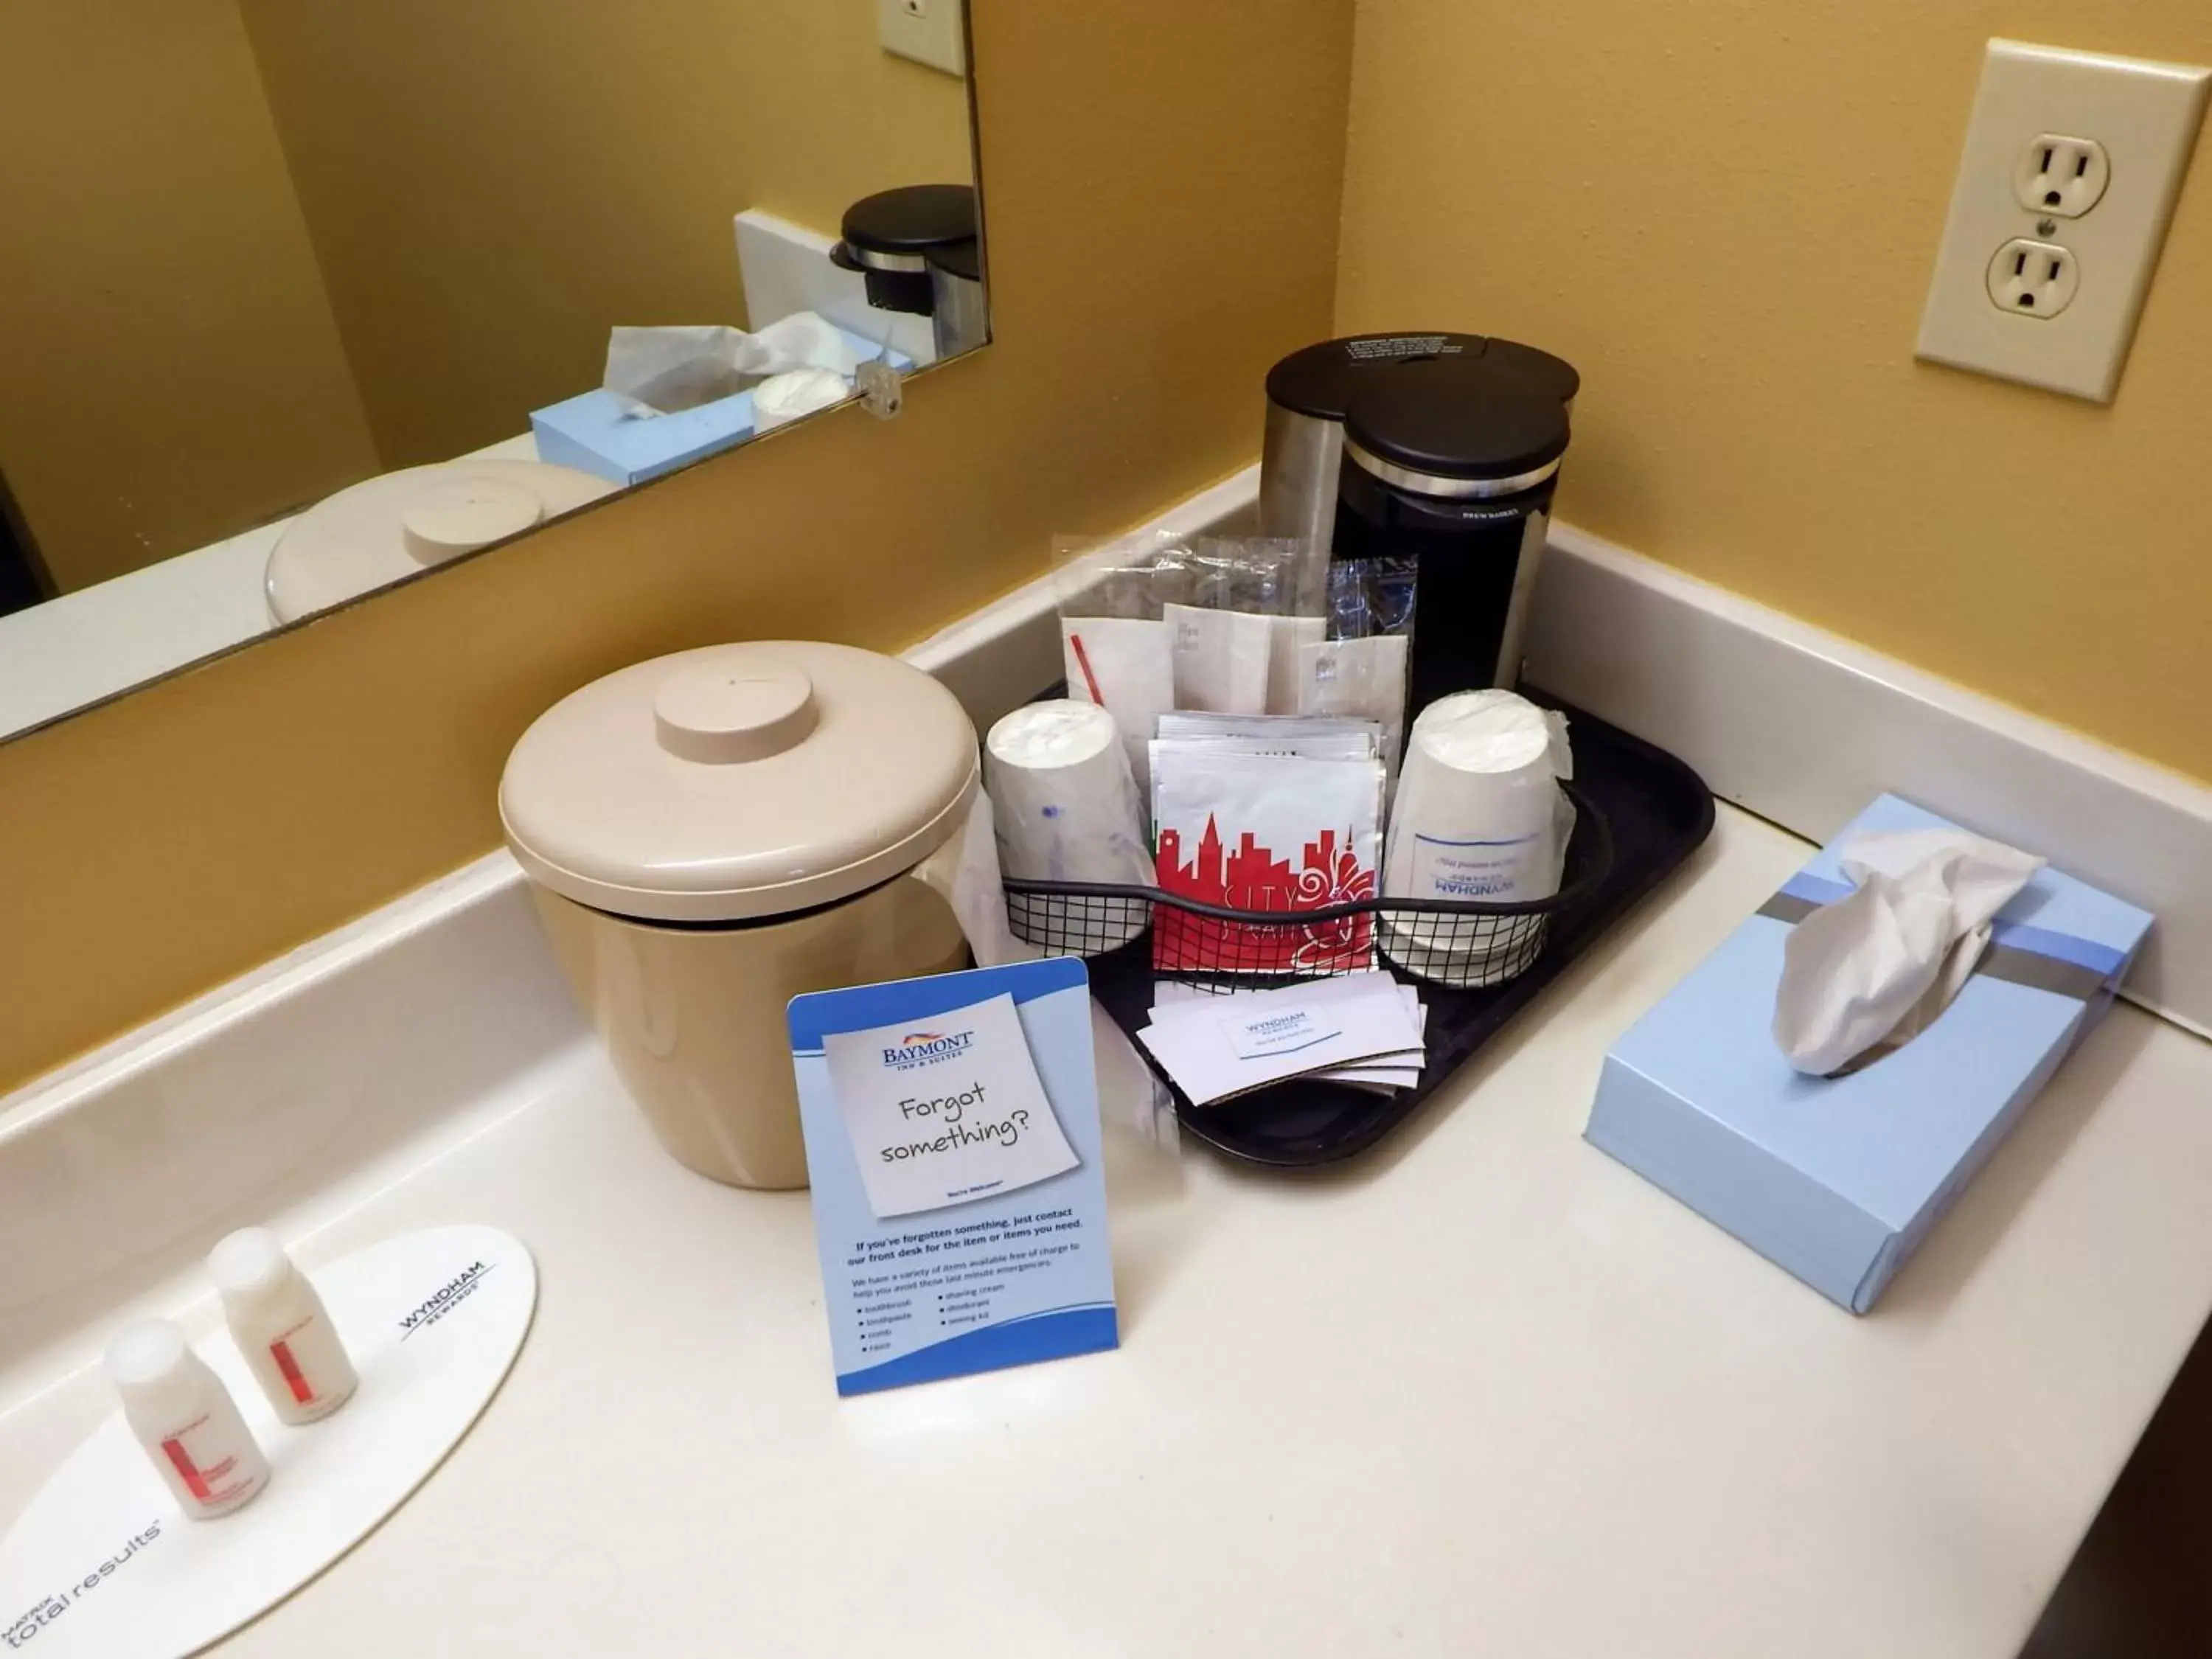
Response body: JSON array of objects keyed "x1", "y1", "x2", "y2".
[
  {"x1": 603, "y1": 311, "x2": 858, "y2": 415},
  {"x1": 604, "y1": 325, "x2": 740, "y2": 414},
  {"x1": 1773, "y1": 828, "x2": 2045, "y2": 1077},
  {"x1": 753, "y1": 366, "x2": 852, "y2": 430},
  {"x1": 744, "y1": 312, "x2": 861, "y2": 378}
]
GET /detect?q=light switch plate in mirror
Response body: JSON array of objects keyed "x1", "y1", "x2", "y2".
[{"x1": 0, "y1": 0, "x2": 986, "y2": 745}]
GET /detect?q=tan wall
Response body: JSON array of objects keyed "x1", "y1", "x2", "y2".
[
  {"x1": 0, "y1": 0, "x2": 378, "y2": 593},
  {"x1": 236, "y1": 0, "x2": 979, "y2": 470},
  {"x1": 1338, "y1": 1, "x2": 2212, "y2": 782},
  {"x1": 0, "y1": 0, "x2": 1355, "y2": 1092}
]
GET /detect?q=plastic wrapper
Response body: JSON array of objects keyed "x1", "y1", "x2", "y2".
[{"x1": 1054, "y1": 532, "x2": 1325, "y2": 623}]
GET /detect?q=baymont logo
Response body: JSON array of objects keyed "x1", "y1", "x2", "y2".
[{"x1": 882, "y1": 1029, "x2": 975, "y2": 1070}]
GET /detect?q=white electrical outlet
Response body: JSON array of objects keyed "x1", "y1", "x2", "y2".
[
  {"x1": 1986, "y1": 238, "x2": 2079, "y2": 316},
  {"x1": 1916, "y1": 39, "x2": 2211, "y2": 403},
  {"x1": 876, "y1": 0, "x2": 965, "y2": 77},
  {"x1": 2014, "y1": 134, "x2": 2109, "y2": 217}
]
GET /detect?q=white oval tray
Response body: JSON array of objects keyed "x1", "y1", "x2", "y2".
[{"x1": 0, "y1": 1225, "x2": 535, "y2": 1657}]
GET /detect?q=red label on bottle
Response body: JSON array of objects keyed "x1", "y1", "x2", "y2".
[
  {"x1": 270, "y1": 1339, "x2": 316, "y2": 1403},
  {"x1": 160, "y1": 1437, "x2": 212, "y2": 1500}
]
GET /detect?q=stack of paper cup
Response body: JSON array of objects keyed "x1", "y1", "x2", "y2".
[
  {"x1": 1380, "y1": 690, "x2": 1573, "y2": 986},
  {"x1": 984, "y1": 700, "x2": 1154, "y2": 954}
]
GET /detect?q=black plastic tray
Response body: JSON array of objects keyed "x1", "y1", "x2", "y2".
[{"x1": 1083, "y1": 697, "x2": 1715, "y2": 1167}]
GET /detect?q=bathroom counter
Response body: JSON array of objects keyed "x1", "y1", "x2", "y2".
[
  {"x1": 0, "y1": 433, "x2": 544, "y2": 742},
  {"x1": 9, "y1": 804, "x2": 2212, "y2": 1658}
]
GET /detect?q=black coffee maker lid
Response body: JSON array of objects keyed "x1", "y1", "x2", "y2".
[
  {"x1": 925, "y1": 237, "x2": 983, "y2": 282},
  {"x1": 1266, "y1": 333, "x2": 1483, "y2": 418},
  {"x1": 1265, "y1": 332, "x2": 1579, "y2": 420},
  {"x1": 1481, "y1": 337, "x2": 1582, "y2": 408},
  {"x1": 1343, "y1": 355, "x2": 1572, "y2": 488},
  {"x1": 838, "y1": 184, "x2": 978, "y2": 268}
]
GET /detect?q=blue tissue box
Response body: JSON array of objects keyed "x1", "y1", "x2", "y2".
[
  {"x1": 1586, "y1": 795, "x2": 2152, "y2": 1313},
  {"x1": 532, "y1": 387, "x2": 759, "y2": 487},
  {"x1": 529, "y1": 329, "x2": 911, "y2": 487}
]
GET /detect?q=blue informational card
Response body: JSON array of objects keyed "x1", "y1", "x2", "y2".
[{"x1": 788, "y1": 956, "x2": 1119, "y2": 1397}]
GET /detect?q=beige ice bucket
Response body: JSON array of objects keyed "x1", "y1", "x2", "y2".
[{"x1": 501, "y1": 641, "x2": 981, "y2": 1189}]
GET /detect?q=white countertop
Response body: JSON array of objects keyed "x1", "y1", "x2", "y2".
[
  {"x1": 0, "y1": 434, "x2": 546, "y2": 742},
  {"x1": 7, "y1": 804, "x2": 2212, "y2": 1657},
  {"x1": 0, "y1": 520, "x2": 281, "y2": 740}
]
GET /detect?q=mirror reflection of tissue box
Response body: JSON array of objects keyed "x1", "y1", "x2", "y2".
[
  {"x1": 529, "y1": 330, "x2": 910, "y2": 487},
  {"x1": 1586, "y1": 795, "x2": 2153, "y2": 1314},
  {"x1": 532, "y1": 387, "x2": 759, "y2": 487}
]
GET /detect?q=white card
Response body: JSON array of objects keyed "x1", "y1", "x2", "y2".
[
  {"x1": 1137, "y1": 978, "x2": 1423, "y2": 1105},
  {"x1": 822, "y1": 993, "x2": 1081, "y2": 1219},
  {"x1": 1152, "y1": 970, "x2": 1422, "y2": 1032},
  {"x1": 1318, "y1": 999, "x2": 1428, "y2": 1085},
  {"x1": 1320, "y1": 1068, "x2": 1422, "y2": 1093},
  {"x1": 1150, "y1": 974, "x2": 1427, "y2": 1094},
  {"x1": 1152, "y1": 969, "x2": 1409, "y2": 1013},
  {"x1": 1222, "y1": 1004, "x2": 1346, "y2": 1061}
]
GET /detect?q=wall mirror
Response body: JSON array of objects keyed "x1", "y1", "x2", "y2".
[{"x1": 0, "y1": 0, "x2": 985, "y2": 742}]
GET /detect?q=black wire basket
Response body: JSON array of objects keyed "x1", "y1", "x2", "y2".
[{"x1": 1003, "y1": 782, "x2": 1613, "y2": 992}]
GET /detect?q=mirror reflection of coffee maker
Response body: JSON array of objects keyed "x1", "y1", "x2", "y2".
[
  {"x1": 832, "y1": 184, "x2": 987, "y2": 362},
  {"x1": 1258, "y1": 334, "x2": 1578, "y2": 722}
]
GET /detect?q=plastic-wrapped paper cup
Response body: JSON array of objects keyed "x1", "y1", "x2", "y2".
[
  {"x1": 985, "y1": 700, "x2": 1153, "y2": 955},
  {"x1": 1380, "y1": 690, "x2": 1573, "y2": 987}
]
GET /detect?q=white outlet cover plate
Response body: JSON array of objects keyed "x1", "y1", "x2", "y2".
[
  {"x1": 876, "y1": 0, "x2": 965, "y2": 77},
  {"x1": 1916, "y1": 39, "x2": 2211, "y2": 403}
]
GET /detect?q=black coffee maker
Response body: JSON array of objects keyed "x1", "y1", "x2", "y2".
[
  {"x1": 1258, "y1": 335, "x2": 1578, "y2": 722},
  {"x1": 831, "y1": 184, "x2": 987, "y2": 361}
]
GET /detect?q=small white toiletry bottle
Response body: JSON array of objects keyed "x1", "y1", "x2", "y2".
[
  {"x1": 208, "y1": 1228, "x2": 359, "y2": 1425},
  {"x1": 104, "y1": 1318, "x2": 271, "y2": 1519}
]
